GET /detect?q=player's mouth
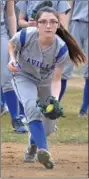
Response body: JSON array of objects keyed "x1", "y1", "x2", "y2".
[{"x1": 45, "y1": 31, "x2": 52, "y2": 33}]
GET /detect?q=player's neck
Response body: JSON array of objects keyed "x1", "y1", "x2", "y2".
[{"x1": 38, "y1": 36, "x2": 55, "y2": 50}]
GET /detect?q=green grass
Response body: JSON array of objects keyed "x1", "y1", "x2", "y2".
[
  {"x1": 1, "y1": 115, "x2": 28, "y2": 144},
  {"x1": 1, "y1": 86, "x2": 88, "y2": 144}
]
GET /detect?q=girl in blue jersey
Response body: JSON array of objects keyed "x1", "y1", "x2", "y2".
[{"x1": 8, "y1": 7, "x2": 86, "y2": 169}]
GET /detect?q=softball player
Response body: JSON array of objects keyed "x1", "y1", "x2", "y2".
[
  {"x1": 14, "y1": 0, "x2": 71, "y2": 159},
  {"x1": 1, "y1": 0, "x2": 28, "y2": 133},
  {"x1": 16, "y1": 0, "x2": 71, "y2": 29},
  {"x1": 58, "y1": 0, "x2": 89, "y2": 117},
  {"x1": 7, "y1": 7, "x2": 86, "y2": 168}
]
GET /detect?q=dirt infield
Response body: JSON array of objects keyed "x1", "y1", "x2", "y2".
[{"x1": 1, "y1": 143, "x2": 88, "y2": 178}]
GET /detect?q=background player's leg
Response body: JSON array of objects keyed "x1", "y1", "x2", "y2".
[
  {"x1": 3, "y1": 81, "x2": 28, "y2": 133},
  {"x1": 18, "y1": 101, "x2": 27, "y2": 124},
  {"x1": 58, "y1": 62, "x2": 74, "y2": 103},
  {"x1": 19, "y1": 101, "x2": 25, "y2": 117},
  {"x1": 58, "y1": 79, "x2": 67, "y2": 102},
  {"x1": 79, "y1": 78, "x2": 89, "y2": 117},
  {"x1": 79, "y1": 23, "x2": 88, "y2": 117},
  {"x1": 59, "y1": 21, "x2": 81, "y2": 104},
  {"x1": 1, "y1": 32, "x2": 27, "y2": 133},
  {"x1": 0, "y1": 87, "x2": 8, "y2": 116},
  {"x1": 1, "y1": 87, "x2": 5, "y2": 107}
]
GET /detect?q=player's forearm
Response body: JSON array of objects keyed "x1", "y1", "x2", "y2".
[
  {"x1": 6, "y1": 0, "x2": 17, "y2": 36},
  {"x1": 52, "y1": 68, "x2": 63, "y2": 82},
  {"x1": 59, "y1": 1, "x2": 74, "y2": 31},
  {"x1": 8, "y1": 41, "x2": 16, "y2": 61},
  {"x1": 7, "y1": 15, "x2": 17, "y2": 37},
  {"x1": 51, "y1": 68, "x2": 62, "y2": 99}
]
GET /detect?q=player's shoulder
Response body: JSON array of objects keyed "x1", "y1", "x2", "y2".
[
  {"x1": 55, "y1": 34, "x2": 66, "y2": 48},
  {"x1": 26, "y1": 27, "x2": 38, "y2": 37},
  {"x1": 26, "y1": 27, "x2": 37, "y2": 33},
  {"x1": 19, "y1": 27, "x2": 38, "y2": 47},
  {"x1": 25, "y1": 27, "x2": 38, "y2": 41},
  {"x1": 55, "y1": 34, "x2": 68, "y2": 58}
]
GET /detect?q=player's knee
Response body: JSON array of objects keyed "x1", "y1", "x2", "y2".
[{"x1": 24, "y1": 99, "x2": 41, "y2": 120}]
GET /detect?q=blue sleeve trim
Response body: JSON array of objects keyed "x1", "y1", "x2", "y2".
[
  {"x1": 56, "y1": 44, "x2": 68, "y2": 62},
  {"x1": 20, "y1": 28, "x2": 26, "y2": 48}
]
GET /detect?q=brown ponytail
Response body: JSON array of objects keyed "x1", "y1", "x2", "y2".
[{"x1": 56, "y1": 25, "x2": 86, "y2": 66}]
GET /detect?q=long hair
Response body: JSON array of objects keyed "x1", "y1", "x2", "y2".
[
  {"x1": 35, "y1": 6, "x2": 86, "y2": 65},
  {"x1": 56, "y1": 25, "x2": 86, "y2": 65}
]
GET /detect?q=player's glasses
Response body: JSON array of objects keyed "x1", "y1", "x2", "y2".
[{"x1": 38, "y1": 19, "x2": 58, "y2": 26}]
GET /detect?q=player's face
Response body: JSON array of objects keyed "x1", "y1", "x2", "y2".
[{"x1": 37, "y1": 12, "x2": 59, "y2": 38}]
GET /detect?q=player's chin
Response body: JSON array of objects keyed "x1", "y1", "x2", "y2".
[{"x1": 44, "y1": 31, "x2": 53, "y2": 37}]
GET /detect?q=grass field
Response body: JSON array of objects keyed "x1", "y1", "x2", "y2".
[{"x1": 1, "y1": 78, "x2": 88, "y2": 145}]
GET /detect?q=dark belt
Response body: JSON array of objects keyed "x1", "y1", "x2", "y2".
[
  {"x1": 76, "y1": 20, "x2": 88, "y2": 23},
  {"x1": 1, "y1": 22, "x2": 5, "y2": 26}
]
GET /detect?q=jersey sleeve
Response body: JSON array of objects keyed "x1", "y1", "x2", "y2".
[
  {"x1": 57, "y1": 0, "x2": 71, "y2": 14},
  {"x1": 9, "y1": 31, "x2": 21, "y2": 51},
  {"x1": 9, "y1": 27, "x2": 37, "y2": 51}
]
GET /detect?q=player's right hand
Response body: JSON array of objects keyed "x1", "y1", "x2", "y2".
[{"x1": 7, "y1": 60, "x2": 19, "y2": 72}]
